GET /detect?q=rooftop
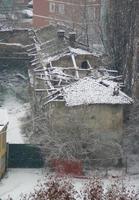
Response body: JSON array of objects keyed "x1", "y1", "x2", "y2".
[
  {"x1": 62, "y1": 77, "x2": 133, "y2": 107},
  {"x1": 27, "y1": 27, "x2": 133, "y2": 107},
  {"x1": 35, "y1": 25, "x2": 104, "y2": 59}
]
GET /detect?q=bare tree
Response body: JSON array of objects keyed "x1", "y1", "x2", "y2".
[
  {"x1": 103, "y1": 0, "x2": 139, "y2": 95},
  {"x1": 28, "y1": 106, "x2": 123, "y2": 168}
]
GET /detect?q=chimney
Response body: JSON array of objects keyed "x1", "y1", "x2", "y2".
[
  {"x1": 57, "y1": 30, "x2": 65, "y2": 40},
  {"x1": 69, "y1": 32, "x2": 76, "y2": 47}
]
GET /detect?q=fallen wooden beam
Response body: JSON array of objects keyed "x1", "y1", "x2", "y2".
[{"x1": 35, "y1": 89, "x2": 48, "y2": 92}]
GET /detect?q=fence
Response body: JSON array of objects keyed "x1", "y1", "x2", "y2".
[{"x1": 8, "y1": 144, "x2": 44, "y2": 168}]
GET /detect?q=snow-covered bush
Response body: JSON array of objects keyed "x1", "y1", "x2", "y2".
[
  {"x1": 7, "y1": 177, "x2": 139, "y2": 200},
  {"x1": 105, "y1": 180, "x2": 138, "y2": 200},
  {"x1": 83, "y1": 178, "x2": 104, "y2": 200}
]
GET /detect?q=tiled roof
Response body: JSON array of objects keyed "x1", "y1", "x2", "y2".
[{"x1": 63, "y1": 77, "x2": 133, "y2": 106}]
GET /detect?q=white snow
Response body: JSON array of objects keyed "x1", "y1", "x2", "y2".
[
  {"x1": 0, "y1": 43, "x2": 24, "y2": 48},
  {"x1": 28, "y1": 0, "x2": 33, "y2": 6},
  {"x1": 1, "y1": 95, "x2": 28, "y2": 144},
  {"x1": 0, "y1": 169, "x2": 139, "y2": 200},
  {"x1": 69, "y1": 47, "x2": 92, "y2": 55},
  {"x1": 49, "y1": 67, "x2": 72, "y2": 80},
  {"x1": 0, "y1": 108, "x2": 8, "y2": 132},
  {"x1": 43, "y1": 46, "x2": 99, "y2": 65},
  {"x1": 21, "y1": 9, "x2": 33, "y2": 18},
  {"x1": 63, "y1": 77, "x2": 133, "y2": 106},
  {"x1": 43, "y1": 52, "x2": 69, "y2": 64},
  {"x1": 0, "y1": 169, "x2": 44, "y2": 200}
]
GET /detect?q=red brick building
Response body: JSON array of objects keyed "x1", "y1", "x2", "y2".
[
  {"x1": 33, "y1": 0, "x2": 101, "y2": 28},
  {"x1": 14, "y1": 0, "x2": 30, "y2": 5}
]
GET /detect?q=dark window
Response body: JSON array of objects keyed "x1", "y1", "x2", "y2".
[{"x1": 80, "y1": 61, "x2": 89, "y2": 69}]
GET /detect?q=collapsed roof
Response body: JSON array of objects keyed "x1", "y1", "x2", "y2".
[
  {"x1": 62, "y1": 77, "x2": 133, "y2": 107},
  {"x1": 27, "y1": 26, "x2": 133, "y2": 107}
]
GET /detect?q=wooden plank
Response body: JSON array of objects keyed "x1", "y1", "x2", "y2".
[
  {"x1": 71, "y1": 54, "x2": 79, "y2": 79},
  {"x1": 35, "y1": 89, "x2": 48, "y2": 92}
]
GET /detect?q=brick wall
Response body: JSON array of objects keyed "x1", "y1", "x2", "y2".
[{"x1": 33, "y1": 0, "x2": 101, "y2": 28}]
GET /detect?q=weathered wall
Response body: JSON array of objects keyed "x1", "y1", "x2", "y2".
[
  {"x1": 0, "y1": 154, "x2": 6, "y2": 178},
  {"x1": 0, "y1": 29, "x2": 33, "y2": 66},
  {"x1": 47, "y1": 102, "x2": 123, "y2": 142},
  {"x1": 0, "y1": 43, "x2": 29, "y2": 67},
  {"x1": 0, "y1": 29, "x2": 33, "y2": 45},
  {"x1": 45, "y1": 102, "x2": 124, "y2": 163},
  {"x1": 50, "y1": 54, "x2": 104, "y2": 78},
  {"x1": 0, "y1": 43, "x2": 27, "y2": 58},
  {"x1": 0, "y1": 127, "x2": 7, "y2": 179},
  {"x1": 52, "y1": 54, "x2": 103, "y2": 68}
]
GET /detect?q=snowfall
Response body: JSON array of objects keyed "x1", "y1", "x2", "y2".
[
  {"x1": 0, "y1": 95, "x2": 28, "y2": 144},
  {"x1": 0, "y1": 95, "x2": 139, "y2": 199},
  {"x1": 0, "y1": 168, "x2": 139, "y2": 199},
  {"x1": 0, "y1": 169, "x2": 44, "y2": 199}
]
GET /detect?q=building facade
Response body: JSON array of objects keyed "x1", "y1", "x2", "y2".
[{"x1": 33, "y1": 0, "x2": 101, "y2": 28}]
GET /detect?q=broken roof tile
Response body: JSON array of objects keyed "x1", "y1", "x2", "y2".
[{"x1": 62, "y1": 77, "x2": 133, "y2": 106}]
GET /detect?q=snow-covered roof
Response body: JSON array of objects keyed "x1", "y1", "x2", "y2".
[
  {"x1": 28, "y1": 0, "x2": 33, "y2": 6},
  {"x1": 43, "y1": 46, "x2": 101, "y2": 65},
  {"x1": 21, "y1": 9, "x2": 33, "y2": 18},
  {"x1": 69, "y1": 47, "x2": 92, "y2": 55},
  {"x1": 0, "y1": 42, "x2": 24, "y2": 48},
  {"x1": 62, "y1": 77, "x2": 133, "y2": 107},
  {"x1": 0, "y1": 108, "x2": 8, "y2": 132}
]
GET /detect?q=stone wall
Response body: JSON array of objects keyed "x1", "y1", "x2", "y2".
[
  {"x1": 0, "y1": 29, "x2": 33, "y2": 66},
  {"x1": 52, "y1": 54, "x2": 103, "y2": 68},
  {"x1": 45, "y1": 101, "x2": 124, "y2": 163},
  {"x1": 0, "y1": 29, "x2": 33, "y2": 45},
  {"x1": 47, "y1": 102, "x2": 123, "y2": 142}
]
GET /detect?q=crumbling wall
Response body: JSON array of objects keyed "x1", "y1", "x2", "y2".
[
  {"x1": 44, "y1": 101, "x2": 123, "y2": 163},
  {"x1": 47, "y1": 102, "x2": 123, "y2": 142},
  {"x1": 0, "y1": 29, "x2": 33, "y2": 45},
  {"x1": 0, "y1": 43, "x2": 27, "y2": 58},
  {"x1": 0, "y1": 29, "x2": 33, "y2": 67}
]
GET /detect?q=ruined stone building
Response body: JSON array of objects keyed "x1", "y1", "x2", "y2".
[
  {"x1": 0, "y1": 23, "x2": 133, "y2": 164},
  {"x1": 27, "y1": 25, "x2": 133, "y2": 163}
]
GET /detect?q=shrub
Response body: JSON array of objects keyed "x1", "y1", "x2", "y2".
[
  {"x1": 19, "y1": 176, "x2": 78, "y2": 200},
  {"x1": 83, "y1": 178, "x2": 104, "y2": 200},
  {"x1": 105, "y1": 180, "x2": 138, "y2": 200},
  {"x1": 7, "y1": 176, "x2": 139, "y2": 200}
]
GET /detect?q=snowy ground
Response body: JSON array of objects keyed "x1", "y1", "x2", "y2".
[
  {"x1": 0, "y1": 169, "x2": 44, "y2": 200},
  {"x1": 1, "y1": 95, "x2": 29, "y2": 144},
  {"x1": 0, "y1": 169, "x2": 139, "y2": 200}
]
